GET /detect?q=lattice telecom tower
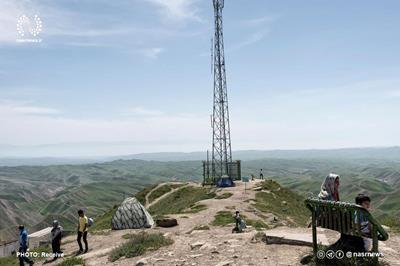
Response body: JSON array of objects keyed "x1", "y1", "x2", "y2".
[{"x1": 203, "y1": 0, "x2": 241, "y2": 186}]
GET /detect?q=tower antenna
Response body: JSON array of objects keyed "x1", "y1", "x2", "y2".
[
  {"x1": 211, "y1": 0, "x2": 232, "y2": 181},
  {"x1": 203, "y1": 0, "x2": 241, "y2": 186}
]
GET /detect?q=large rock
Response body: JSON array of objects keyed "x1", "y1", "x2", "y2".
[
  {"x1": 156, "y1": 218, "x2": 178, "y2": 228},
  {"x1": 111, "y1": 197, "x2": 154, "y2": 230}
]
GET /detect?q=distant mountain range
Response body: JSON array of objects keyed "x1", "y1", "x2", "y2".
[
  {"x1": 119, "y1": 147, "x2": 400, "y2": 161},
  {"x1": 2, "y1": 146, "x2": 400, "y2": 166}
]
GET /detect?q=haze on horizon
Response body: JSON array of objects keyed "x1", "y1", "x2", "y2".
[{"x1": 1, "y1": 0, "x2": 400, "y2": 156}]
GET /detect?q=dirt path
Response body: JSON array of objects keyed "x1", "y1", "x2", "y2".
[
  {"x1": 146, "y1": 182, "x2": 195, "y2": 209},
  {"x1": 38, "y1": 180, "x2": 400, "y2": 266}
]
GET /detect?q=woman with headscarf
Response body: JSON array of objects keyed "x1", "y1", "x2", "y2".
[
  {"x1": 318, "y1": 173, "x2": 340, "y2": 201},
  {"x1": 319, "y1": 173, "x2": 366, "y2": 253}
]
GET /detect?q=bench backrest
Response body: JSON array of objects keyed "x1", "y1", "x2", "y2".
[{"x1": 305, "y1": 198, "x2": 388, "y2": 241}]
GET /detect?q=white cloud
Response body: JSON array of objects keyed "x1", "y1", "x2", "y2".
[
  {"x1": 0, "y1": 100, "x2": 61, "y2": 116},
  {"x1": 227, "y1": 30, "x2": 269, "y2": 52},
  {"x1": 0, "y1": 102, "x2": 209, "y2": 150},
  {"x1": 0, "y1": 0, "x2": 123, "y2": 44},
  {"x1": 1, "y1": 79, "x2": 400, "y2": 154},
  {"x1": 225, "y1": 14, "x2": 277, "y2": 53},
  {"x1": 144, "y1": 0, "x2": 202, "y2": 22},
  {"x1": 139, "y1": 47, "x2": 164, "y2": 59},
  {"x1": 241, "y1": 15, "x2": 277, "y2": 27},
  {"x1": 0, "y1": 0, "x2": 189, "y2": 60},
  {"x1": 121, "y1": 106, "x2": 165, "y2": 116},
  {"x1": 9, "y1": 106, "x2": 60, "y2": 115},
  {"x1": 0, "y1": 0, "x2": 25, "y2": 43}
]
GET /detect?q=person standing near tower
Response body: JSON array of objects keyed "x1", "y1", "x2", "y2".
[{"x1": 259, "y1": 169, "x2": 264, "y2": 180}]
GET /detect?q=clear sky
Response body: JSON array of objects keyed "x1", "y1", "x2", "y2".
[{"x1": 0, "y1": 0, "x2": 400, "y2": 156}]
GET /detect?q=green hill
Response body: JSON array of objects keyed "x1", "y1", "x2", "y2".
[
  {"x1": 1, "y1": 156, "x2": 399, "y2": 242},
  {"x1": 0, "y1": 160, "x2": 200, "y2": 242}
]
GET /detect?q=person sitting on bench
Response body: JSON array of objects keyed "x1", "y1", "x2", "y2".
[
  {"x1": 355, "y1": 194, "x2": 372, "y2": 251},
  {"x1": 317, "y1": 173, "x2": 364, "y2": 252},
  {"x1": 318, "y1": 173, "x2": 340, "y2": 201}
]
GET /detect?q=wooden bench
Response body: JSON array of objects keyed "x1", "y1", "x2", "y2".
[{"x1": 305, "y1": 198, "x2": 389, "y2": 265}]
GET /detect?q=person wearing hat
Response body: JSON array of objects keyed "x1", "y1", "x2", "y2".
[
  {"x1": 50, "y1": 220, "x2": 63, "y2": 260},
  {"x1": 18, "y1": 225, "x2": 34, "y2": 266}
]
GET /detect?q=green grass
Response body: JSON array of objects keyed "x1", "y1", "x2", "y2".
[
  {"x1": 253, "y1": 180, "x2": 309, "y2": 226},
  {"x1": 148, "y1": 183, "x2": 185, "y2": 203},
  {"x1": 90, "y1": 205, "x2": 118, "y2": 231},
  {"x1": 215, "y1": 192, "x2": 233, "y2": 199},
  {"x1": 185, "y1": 204, "x2": 207, "y2": 213},
  {"x1": 148, "y1": 186, "x2": 215, "y2": 216},
  {"x1": 58, "y1": 257, "x2": 85, "y2": 266},
  {"x1": 380, "y1": 215, "x2": 400, "y2": 233},
  {"x1": 109, "y1": 232, "x2": 173, "y2": 262},
  {"x1": 246, "y1": 219, "x2": 269, "y2": 230},
  {"x1": 210, "y1": 211, "x2": 268, "y2": 230},
  {"x1": 211, "y1": 211, "x2": 235, "y2": 226},
  {"x1": 135, "y1": 183, "x2": 159, "y2": 205},
  {"x1": 0, "y1": 255, "x2": 17, "y2": 266}
]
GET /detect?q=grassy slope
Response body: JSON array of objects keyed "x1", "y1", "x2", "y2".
[
  {"x1": 242, "y1": 158, "x2": 400, "y2": 221},
  {"x1": 253, "y1": 180, "x2": 310, "y2": 226},
  {"x1": 90, "y1": 205, "x2": 118, "y2": 231},
  {"x1": 109, "y1": 232, "x2": 173, "y2": 262},
  {"x1": 211, "y1": 211, "x2": 269, "y2": 230},
  {"x1": 148, "y1": 183, "x2": 185, "y2": 204},
  {"x1": 148, "y1": 186, "x2": 216, "y2": 216}
]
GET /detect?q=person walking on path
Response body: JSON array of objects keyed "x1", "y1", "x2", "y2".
[{"x1": 18, "y1": 225, "x2": 34, "y2": 266}]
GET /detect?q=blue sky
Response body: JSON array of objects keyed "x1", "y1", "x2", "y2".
[{"x1": 0, "y1": 0, "x2": 400, "y2": 156}]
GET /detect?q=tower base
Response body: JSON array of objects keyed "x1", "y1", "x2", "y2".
[{"x1": 202, "y1": 160, "x2": 241, "y2": 186}]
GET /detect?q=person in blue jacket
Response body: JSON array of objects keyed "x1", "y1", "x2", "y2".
[{"x1": 18, "y1": 225, "x2": 34, "y2": 266}]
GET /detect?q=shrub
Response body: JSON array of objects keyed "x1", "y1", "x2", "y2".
[
  {"x1": 109, "y1": 232, "x2": 173, "y2": 262},
  {"x1": 59, "y1": 257, "x2": 85, "y2": 266}
]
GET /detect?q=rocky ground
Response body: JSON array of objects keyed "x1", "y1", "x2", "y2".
[{"x1": 38, "y1": 180, "x2": 400, "y2": 266}]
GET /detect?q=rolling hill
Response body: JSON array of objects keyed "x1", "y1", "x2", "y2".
[
  {"x1": 0, "y1": 159, "x2": 200, "y2": 242},
  {"x1": 1, "y1": 149, "x2": 399, "y2": 242}
]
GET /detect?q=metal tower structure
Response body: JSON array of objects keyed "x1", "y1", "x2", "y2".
[{"x1": 211, "y1": 0, "x2": 232, "y2": 180}]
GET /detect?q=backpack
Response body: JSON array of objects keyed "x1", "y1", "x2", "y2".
[{"x1": 88, "y1": 217, "x2": 94, "y2": 227}]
